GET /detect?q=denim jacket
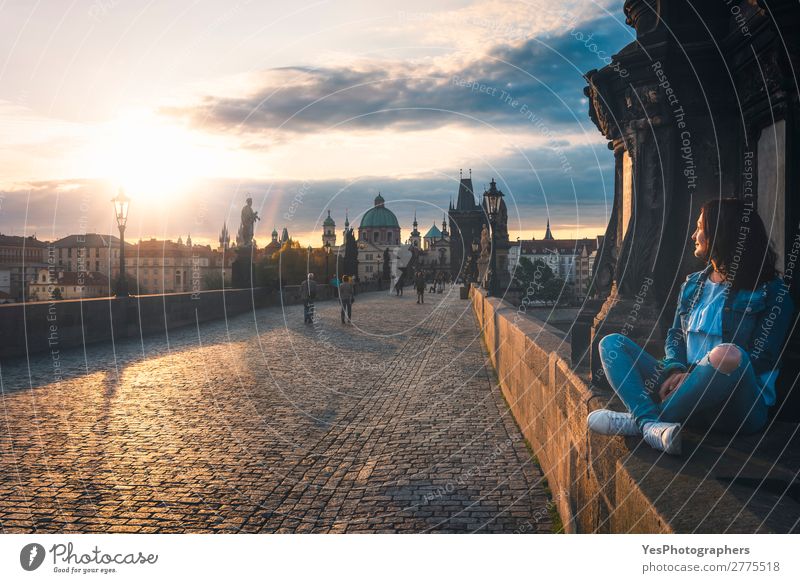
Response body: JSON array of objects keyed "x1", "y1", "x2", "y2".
[{"x1": 662, "y1": 265, "x2": 795, "y2": 377}]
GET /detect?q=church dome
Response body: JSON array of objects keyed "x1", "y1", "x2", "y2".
[
  {"x1": 359, "y1": 192, "x2": 400, "y2": 229},
  {"x1": 323, "y1": 209, "x2": 335, "y2": 227}
]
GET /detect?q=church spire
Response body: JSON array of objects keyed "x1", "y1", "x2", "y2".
[{"x1": 544, "y1": 218, "x2": 554, "y2": 241}]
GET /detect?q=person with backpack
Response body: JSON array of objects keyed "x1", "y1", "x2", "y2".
[
  {"x1": 339, "y1": 275, "x2": 355, "y2": 324},
  {"x1": 415, "y1": 271, "x2": 426, "y2": 304},
  {"x1": 299, "y1": 273, "x2": 318, "y2": 324}
]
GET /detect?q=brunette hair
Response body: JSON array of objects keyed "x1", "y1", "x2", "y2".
[{"x1": 698, "y1": 198, "x2": 778, "y2": 290}]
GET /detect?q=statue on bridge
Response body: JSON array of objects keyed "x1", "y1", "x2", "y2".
[
  {"x1": 232, "y1": 196, "x2": 260, "y2": 288},
  {"x1": 477, "y1": 224, "x2": 491, "y2": 287},
  {"x1": 479, "y1": 224, "x2": 490, "y2": 259},
  {"x1": 237, "y1": 197, "x2": 260, "y2": 247}
]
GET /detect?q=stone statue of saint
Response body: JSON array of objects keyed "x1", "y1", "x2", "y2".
[
  {"x1": 238, "y1": 197, "x2": 260, "y2": 246},
  {"x1": 479, "y1": 224, "x2": 490, "y2": 259}
]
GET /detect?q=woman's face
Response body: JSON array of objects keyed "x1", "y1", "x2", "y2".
[{"x1": 692, "y1": 211, "x2": 708, "y2": 259}]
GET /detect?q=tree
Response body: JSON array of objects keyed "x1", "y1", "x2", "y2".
[
  {"x1": 343, "y1": 228, "x2": 358, "y2": 277},
  {"x1": 514, "y1": 257, "x2": 554, "y2": 290},
  {"x1": 254, "y1": 258, "x2": 277, "y2": 289},
  {"x1": 203, "y1": 270, "x2": 225, "y2": 291},
  {"x1": 275, "y1": 242, "x2": 314, "y2": 285},
  {"x1": 514, "y1": 257, "x2": 570, "y2": 306},
  {"x1": 541, "y1": 277, "x2": 569, "y2": 306}
]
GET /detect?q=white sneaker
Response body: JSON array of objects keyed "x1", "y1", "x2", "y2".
[
  {"x1": 587, "y1": 409, "x2": 640, "y2": 436},
  {"x1": 642, "y1": 422, "x2": 682, "y2": 455}
]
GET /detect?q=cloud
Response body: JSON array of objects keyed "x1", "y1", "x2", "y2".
[
  {"x1": 0, "y1": 7, "x2": 629, "y2": 243},
  {"x1": 165, "y1": 12, "x2": 632, "y2": 138}
]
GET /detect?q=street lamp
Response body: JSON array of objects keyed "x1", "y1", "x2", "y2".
[
  {"x1": 483, "y1": 178, "x2": 504, "y2": 297},
  {"x1": 324, "y1": 241, "x2": 331, "y2": 284},
  {"x1": 111, "y1": 188, "x2": 130, "y2": 297}
]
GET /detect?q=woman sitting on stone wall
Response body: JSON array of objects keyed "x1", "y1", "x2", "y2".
[{"x1": 588, "y1": 198, "x2": 794, "y2": 455}]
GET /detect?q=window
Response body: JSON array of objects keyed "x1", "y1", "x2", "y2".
[
  {"x1": 387, "y1": 232, "x2": 392, "y2": 243},
  {"x1": 373, "y1": 231, "x2": 379, "y2": 242}
]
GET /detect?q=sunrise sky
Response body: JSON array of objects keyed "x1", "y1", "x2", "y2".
[{"x1": 0, "y1": 0, "x2": 632, "y2": 247}]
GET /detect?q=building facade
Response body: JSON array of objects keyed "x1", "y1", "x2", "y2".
[
  {"x1": 511, "y1": 228, "x2": 601, "y2": 299},
  {"x1": 28, "y1": 268, "x2": 110, "y2": 301},
  {"x1": 125, "y1": 237, "x2": 231, "y2": 294},
  {"x1": 0, "y1": 234, "x2": 48, "y2": 301},
  {"x1": 52, "y1": 233, "x2": 128, "y2": 281}
]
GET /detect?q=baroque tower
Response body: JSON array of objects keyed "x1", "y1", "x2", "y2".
[{"x1": 322, "y1": 210, "x2": 336, "y2": 247}]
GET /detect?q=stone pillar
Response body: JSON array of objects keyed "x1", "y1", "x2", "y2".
[
  {"x1": 583, "y1": 0, "x2": 737, "y2": 386},
  {"x1": 231, "y1": 245, "x2": 255, "y2": 289}
]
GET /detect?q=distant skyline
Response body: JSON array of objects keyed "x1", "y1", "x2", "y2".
[{"x1": 0, "y1": 0, "x2": 631, "y2": 246}]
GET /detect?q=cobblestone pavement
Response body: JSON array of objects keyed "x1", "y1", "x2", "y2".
[{"x1": 0, "y1": 287, "x2": 552, "y2": 533}]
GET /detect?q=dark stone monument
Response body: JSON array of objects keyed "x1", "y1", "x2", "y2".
[
  {"x1": 232, "y1": 197, "x2": 260, "y2": 288},
  {"x1": 583, "y1": 0, "x2": 800, "y2": 417}
]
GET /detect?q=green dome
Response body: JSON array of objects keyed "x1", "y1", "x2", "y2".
[
  {"x1": 359, "y1": 193, "x2": 400, "y2": 228},
  {"x1": 360, "y1": 207, "x2": 400, "y2": 228},
  {"x1": 323, "y1": 210, "x2": 335, "y2": 227}
]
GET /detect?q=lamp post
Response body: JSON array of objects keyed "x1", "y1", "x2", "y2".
[
  {"x1": 111, "y1": 189, "x2": 130, "y2": 297},
  {"x1": 324, "y1": 241, "x2": 331, "y2": 284},
  {"x1": 483, "y1": 178, "x2": 503, "y2": 297}
]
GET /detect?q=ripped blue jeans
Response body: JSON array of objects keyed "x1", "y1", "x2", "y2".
[{"x1": 598, "y1": 333, "x2": 768, "y2": 434}]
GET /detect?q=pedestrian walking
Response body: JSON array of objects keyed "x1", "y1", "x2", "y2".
[
  {"x1": 415, "y1": 271, "x2": 426, "y2": 304},
  {"x1": 299, "y1": 273, "x2": 318, "y2": 324},
  {"x1": 339, "y1": 275, "x2": 355, "y2": 324}
]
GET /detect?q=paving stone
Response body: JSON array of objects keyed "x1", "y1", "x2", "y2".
[{"x1": 0, "y1": 289, "x2": 551, "y2": 533}]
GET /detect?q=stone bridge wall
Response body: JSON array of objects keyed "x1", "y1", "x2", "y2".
[
  {"x1": 471, "y1": 286, "x2": 672, "y2": 533},
  {"x1": 472, "y1": 286, "x2": 800, "y2": 533},
  {"x1": 0, "y1": 282, "x2": 382, "y2": 361}
]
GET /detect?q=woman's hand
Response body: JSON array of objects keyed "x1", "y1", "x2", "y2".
[{"x1": 659, "y1": 371, "x2": 687, "y2": 401}]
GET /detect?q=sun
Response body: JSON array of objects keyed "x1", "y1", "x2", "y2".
[{"x1": 91, "y1": 110, "x2": 217, "y2": 202}]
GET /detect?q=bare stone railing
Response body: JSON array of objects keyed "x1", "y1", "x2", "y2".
[{"x1": 0, "y1": 282, "x2": 383, "y2": 361}]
